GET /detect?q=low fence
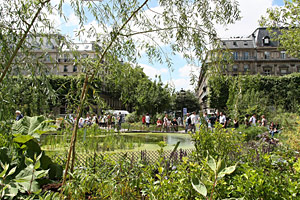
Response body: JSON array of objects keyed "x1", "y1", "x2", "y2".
[{"x1": 51, "y1": 148, "x2": 194, "y2": 168}]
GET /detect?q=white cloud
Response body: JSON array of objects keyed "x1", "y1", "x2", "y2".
[
  {"x1": 216, "y1": 0, "x2": 274, "y2": 38},
  {"x1": 165, "y1": 79, "x2": 194, "y2": 91},
  {"x1": 178, "y1": 64, "x2": 200, "y2": 78},
  {"x1": 66, "y1": 12, "x2": 80, "y2": 27},
  {"x1": 139, "y1": 63, "x2": 168, "y2": 79}
]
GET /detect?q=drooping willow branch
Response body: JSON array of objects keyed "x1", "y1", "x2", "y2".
[
  {"x1": 0, "y1": 0, "x2": 51, "y2": 84},
  {"x1": 118, "y1": 26, "x2": 211, "y2": 37},
  {"x1": 62, "y1": 0, "x2": 150, "y2": 186}
]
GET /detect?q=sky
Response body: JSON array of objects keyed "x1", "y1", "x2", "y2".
[{"x1": 55, "y1": 0, "x2": 285, "y2": 91}]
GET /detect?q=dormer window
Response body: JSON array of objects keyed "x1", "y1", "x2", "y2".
[{"x1": 263, "y1": 36, "x2": 270, "y2": 45}]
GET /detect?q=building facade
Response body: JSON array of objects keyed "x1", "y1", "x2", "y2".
[
  {"x1": 13, "y1": 35, "x2": 123, "y2": 114},
  {"x1": 197, "y1": 27, "x2": 300, "y2": 113}
]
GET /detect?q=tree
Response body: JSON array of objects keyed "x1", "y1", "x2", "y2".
[
  {"x1": 0, "y1": 0, "x2": 242, "y2": 186},
  {"x1": 260, "y1": 0, "x2": 300, "y2": 58},
  {"x1": 173, "y1": 90, "x2": 200, "y2": 114}
]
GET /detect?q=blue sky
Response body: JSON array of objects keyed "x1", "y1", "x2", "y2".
[{"x1": 56, "y1": 0, "x2": 285, "y2": 91}]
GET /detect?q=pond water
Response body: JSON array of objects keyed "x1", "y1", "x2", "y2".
[{"x1": 41, "y1": 132, "x2": 194, "y2": 153}]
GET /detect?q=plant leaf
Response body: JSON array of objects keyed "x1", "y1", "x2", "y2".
[
  {"x1": 208, "y1": 156, "x2": 217, "y2": 172},
  {"x1": 191, "y1": 177, "x2": 207, "y2": 197},
  {"x1": 7, "y1": 166, "x2": 17, "y2": 177},
  {"x1": 13, "y1": 135, "x2": 34, "y2": 144},
  {"x1": 217, "y1": 164, "x2": 237, "y2": 179}
]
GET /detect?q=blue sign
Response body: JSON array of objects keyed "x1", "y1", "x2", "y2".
[{"x1": 183, "y1": 108, "x2": 187, "y2": 116}]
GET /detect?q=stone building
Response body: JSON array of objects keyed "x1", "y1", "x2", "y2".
[
  {"x1": 197, "y1": 27, "x2": 300, "y2": 113},
  {"x1": 13, "y1": 35, "x2": 123, "y2": 114}
]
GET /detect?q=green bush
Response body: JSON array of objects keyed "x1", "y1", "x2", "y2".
[
  {"x1": 236, "y1": 125, "x2": 268, "y2": 141},
  {"x1": 191, "y1": 123, "x2": 245, "y2": 161}
]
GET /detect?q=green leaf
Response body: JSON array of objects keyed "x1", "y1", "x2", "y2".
[
  {"x1": 0, "y1": 163, "x2": 9, "y2": 178},
  {"x1": 208, "y1": 156, "x2": 217, "y2": 173},
  {"x1": 25, "y1": 157, "x2": 34, "y2": 166},
  {"x1": 13, "y1": 135, "x2": 34, "y2": 144},
  {"x1": 217, "y1": 164, "x2": 237, "y2": 179},
  {"x1": 216, "y1": 157, "x2": 225, "y2": 174},
  {"x1": 34, "y1": 160, "x2": 41, "y2": 170},
  {"x1": 191, "y1": 177, "x2": 207, "y2": 197},
  {"x1": 12, "y1": 116, "x2": 57, "y2": 139},
  {"x1": 7, "y1": 166, "x2": 17, "y2": 177}
]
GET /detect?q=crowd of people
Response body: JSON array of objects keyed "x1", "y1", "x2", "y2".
[
  {"x1": 64, "y1": 112, "x2": 124, "y2": 130},
  {"x1": 15, "y1": 109, "x2": 283, "y2": 137}
]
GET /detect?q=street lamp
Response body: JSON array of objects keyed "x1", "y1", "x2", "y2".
[{"x1": 179, "y1": 88, "x2": 186, "y2": 119}]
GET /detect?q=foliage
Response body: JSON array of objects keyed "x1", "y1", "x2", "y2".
[
  {"x1": 0, "y1": 116, "x2": 63, "y2": 199},
  {"x1": 278, "y1": 116, "x2": 300, "y2": 151},
  {"x1": 260, "y1": 0, "x2": 300, "y2": 58},
  {"x1": 236, "y1": 125, "x2": 268, "y2": 142},
  {"x1": 191, "y1": 123, "x2": 245, "y2": 161},
  {"x1": 191, "y1": 156, "x2": 238, "y2": 200},
  {"x1": 207, "y1": 75, "x2": 230, "y2": 111},
  {"x1": 0, "y1": 152, "x2": 49, "y2": 199},
  {"x1": 173, "y1": 90, "x2": 200, "y2": 113},
  {"x1": 12, "y1": 116, "x2": 57, "y2": 139},
  {"x1": 107, "y1": 63, "x2": 172, "y2": 114},
  {"x1": 208, "y1": 74, "x2": 300, "y2": 118},
  {"x1": 125, "y1": 111, "x2": 139, "y2": 123}
]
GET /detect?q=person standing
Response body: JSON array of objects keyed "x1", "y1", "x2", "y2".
[
  {"x1": 142, "y1": 115, "x2": 146, "y2": 130},
  {"x1": 177, "y1": 116, "x2": 182, "y2": 126},
  {"x1": 156, "y1": 118, "x2": 163, "y2": 132},
  {"x1": 15, "y1": 110, "x2": 23, "y2": 121},
  {"x1": 209, "y1": 114, "x2": 217, "y2": 128},
  {"x1": 261, "y1": 115, "x2": 268, "y2": 127},
  {"x1": 249, "y1": 114, "x2": 257, "y2": 126},
  {"x1": 219, "y1": 112, "x2": 226, "y2": 128},
  {"x1": 117, "y1": 112, "x2": 123, "y2": 131},
  {"x1": 190, "y1": 111, "x2": 197, "y2": 133},
  {"x1": 185, "y1": 113, "x2": 191, "y2": 133},
  {"x1": 163, "y1": 114, "x2": 169, "y2": 132},
  {"x1": 145, "y1": 113, "x2": 150, "y2": 128},
  {"x1": 171, "y1": 118, "x2": 178, "y2": 132}
]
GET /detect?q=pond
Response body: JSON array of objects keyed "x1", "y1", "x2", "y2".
[{"x1": 41, "y1": 132, "x2": 194, "y2": 153}]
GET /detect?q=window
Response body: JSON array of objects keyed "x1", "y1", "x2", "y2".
[
  {"x1": 263, "y1": 36, "x2": 270, "y2": 45},
  {"x1": 73, "y1": 65, "x2": 77, "y2": 72},
  {"x1": 233, "y1": 52, "x2": 239, "y2": 60},
  {"x1": 264, "y1": 51, "x2": 270, "y2": 59},
  {"x1": 233, "y1": 65, "x2": 238, "y2": 72},
  {"x1": 233, "y1": 41, "x2": 237, "y2": 46},
  {"x1": 280, "y1": 51, "x2": 286, "y2": 59},
  {"x1": 45, "y1": 54, "x2": 50, "y2": 62},
  {"x1": 244, "y1": 41, "x2": 248, "y2": 46},
  {"x1": 64, "y1": 54, "x2": 68, "y2": 62},
  {"x1": 280, "y1": 68, "x2": 288, "y2": 75},
  {"x1": 244, "y1": 65, "x2": 249, "y2": 72},
  {"x1": 64, "y1": 65, "x2": 68, "y2": 72},
  {"x1": 264, "y1": 69, "x2": 271, "y2": 75},
  {"x1": 243, "y1": 52, "x2": 249, "y2": 60},
  {"x1": 82, "y1": 54, "x2": 88, "y2": 58}
]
